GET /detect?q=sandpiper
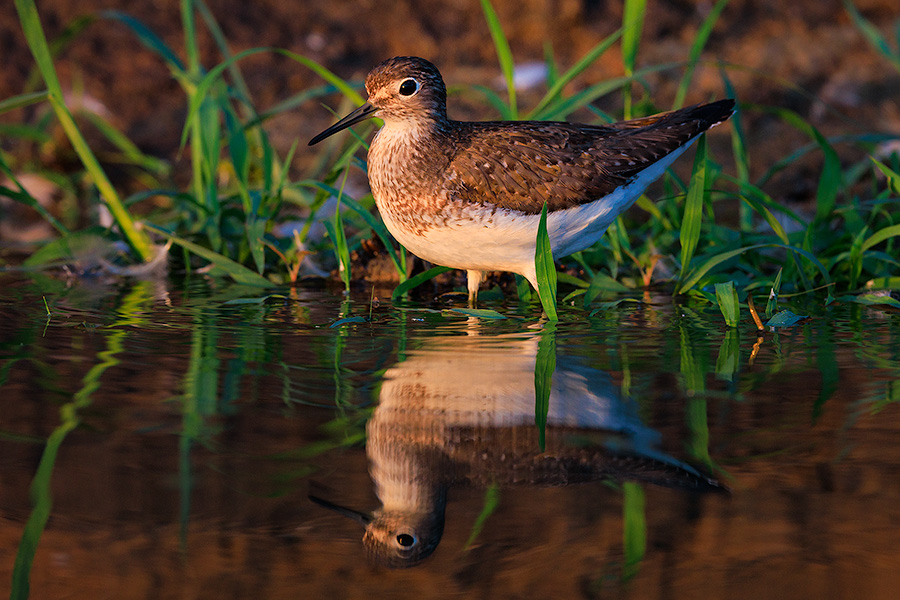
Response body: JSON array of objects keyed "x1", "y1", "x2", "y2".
[
  {"x1": 311, "y1": 332, "x2": 725, "y2": 568},
  {"x1": 310, "y1": 56, "x2": 734, "y2": 304}
]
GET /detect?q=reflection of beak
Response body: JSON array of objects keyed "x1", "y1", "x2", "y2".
[
  {"x1": 309, "y1": 495, "x2": 373, "y2": 527},
  {"x1": 308, "y1": 102, "x2": 378, "y2": 146}
]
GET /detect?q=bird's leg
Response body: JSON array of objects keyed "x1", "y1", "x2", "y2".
[{"x1": 466, "y1": 270, "x2": 485, "y2": 307}]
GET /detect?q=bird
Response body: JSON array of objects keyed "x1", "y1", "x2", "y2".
[
  {"x1": 309, "y1": 56, "x2": 734, "y2": 305},
  {"x1": 310, "y1": 331, "x2": 726, "y2": 568}
]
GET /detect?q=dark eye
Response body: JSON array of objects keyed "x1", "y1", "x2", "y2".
[
  {"x1": 396, "y1": 533, "x2": 416, "y2": 548},
  {"x1": 398, "y1": 78, "x2": 419, "y2": 96}
]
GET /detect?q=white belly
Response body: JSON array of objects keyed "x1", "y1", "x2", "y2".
[{"x1": 374, "y1": 137, "x2": 694, "y2": 285}]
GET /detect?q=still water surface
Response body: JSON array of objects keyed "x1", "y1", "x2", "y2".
[{"x1": 1, "y1": 274, "x2": 898, "y2": 598}]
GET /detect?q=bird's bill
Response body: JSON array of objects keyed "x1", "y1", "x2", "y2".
[
  {"x1": 308, "y1": 102, "x2": 378, "y2": 146},
  {"x1": 309, "y1": 495, "x2": 373, "y2": 526}
]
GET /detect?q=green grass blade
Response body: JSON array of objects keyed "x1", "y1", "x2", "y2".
[
  {"x1": 480, "y1": 0, "x2": 517, "y2": 119},
  {"x1": 812, "y1": 128, "x2": 842, "y2": 221},
  {"x1": 463, "y1": 485, "x2": 500, "y2": 550},
  {"x1": 871, "y1": 157, "x2": 900, "y2": 195},
  {"x1": 194, "y1": 0, "x2": 254, "y2": 105},
  {"x1": 621, "y1": 0, "x2": 646, "y2": 119},
  {"x1": 535, "y1": 63, "x2": 676, "y2": 121},
  {"x1": 844, "y1": 0, "x2": 900, "y2": 72},
  {"x1": 391, "y1": 266, "x2": 453, "y2": 301},
  {"x1": 678, "y1": 135, "x2": 708, "y2": 284},
  {"x1": 861, "y1": 223, "x2": 900, "y2": 253},
  {"x1": 298, "y1": 181, "x2": 404, "y2": 276},
  {"x1": 622, "y1": 482, "x2": 646, "y2": 581},
  {"x1": 583, "y1": 272, "x2": 631, "y2": 308},
  {"x1": 81, "y1": 111, "x2": 170, "y2": 175},
  {"x1": 721, "y1": 175, "x2": 793, "y2": 244},
  {"x1": 146, "y1": 225, "x2": 273, "y2": 286},
  {"x1": 101, "y1": 11, "x2": 186, "y2": 74},
  {"x1": 534, "y1": 323, "x2": 557, "y2": 451},
  {"x1": 678, "y1": 242, "x2": 831, "y2": 293},
  {"x1": 0, "y1": 155, "x2": 68, "y2": 236},
  {"x1": 714, "y1": 281, "x2": 740, "y2": 327},
  {"x1": 715, "y1": 328, "x2": 740, "y2": 381},
  {"x1": 673, "y1": 0, "x2": 730, "y2": 108},
  {"x1": 179, "y1": 46, "x2": 269, "y2": 150},
  {"x1": 324, "y1": 209, "x2": 351, "y2": 291},
  {"x1": 535, "y1": 203, "x2": 558, "y2": 321},
  {"x1": 282, "y1": 51, "x2": 366, "y2": 105},
  {"x1": 14, "y1": 0, "x2": 154, "y2": 262},
  {"x1": 464, "y1": 84, "x2": 514, "y2": 119},
  {"x1": 527, "y1": 29, "x2": 623, "y2": 120},
  {"x1": 622, "y1": 0, "x2": 646, "y2": 73},
  {"x1": 765, "y1": 268, "x2": 782, "y2": 318},
  {"x1": 0, "y1": 91, "x2": 48, "y2": 115}
]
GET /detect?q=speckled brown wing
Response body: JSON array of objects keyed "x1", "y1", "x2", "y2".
[{"x1": 444, "y1": 100, "x2": 734, "y2": 215}]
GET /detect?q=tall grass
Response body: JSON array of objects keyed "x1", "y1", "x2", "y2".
[{"x1": 4, "y1": 0, "x2": 899, "y2": 316}]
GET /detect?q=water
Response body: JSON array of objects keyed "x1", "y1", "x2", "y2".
[{"x1": 1, "y1": 273, "x2": 899, "y2": 598}]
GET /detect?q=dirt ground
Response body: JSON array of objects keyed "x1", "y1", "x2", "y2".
[{"x1": 0, "y1": 0, "x2": 898, "y2": 237}]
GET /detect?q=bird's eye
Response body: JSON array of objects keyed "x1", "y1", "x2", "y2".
[
  {"x1": 396, "y1": 533, "x2": 416, "y2": 548},
  {"x1": 398, "y1": 78, "x2": 420, "y2": 97}
]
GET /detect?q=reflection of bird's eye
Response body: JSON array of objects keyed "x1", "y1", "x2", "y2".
[
  {"x1": 399, "y1": 78, "x2": 419, "y2": 96},
  {"x1": 396, "y1": 533, "x2": 416, "y2": 548}
]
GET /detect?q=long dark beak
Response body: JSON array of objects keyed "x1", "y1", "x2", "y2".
[
  {"x1": 309, "y1": 495, "x2": 373, "y2": 527},
  {"x1": 308, "y1": 102, "x2": 378, "y2": 146}
]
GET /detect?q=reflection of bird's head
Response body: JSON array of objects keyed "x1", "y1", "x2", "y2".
[
  {"x1": 362, "y1": 510, "x2": 444, "y2": 568},
  {"x1": 310, "y1": 497, "x2": 445, "y2": 569}
]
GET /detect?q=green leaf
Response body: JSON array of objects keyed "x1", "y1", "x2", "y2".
[
  {"x1": 463, "y1": 485, "x2": 500, "y2": 550},
  {"x1": 678, "y1": 134, "x2": 708, "y2": 281},
  {"x1": 146, "y1": 225, "x2": 274, "y2": 287},
  {"x1": 621, "y1": 0, "x2": 646, "y2": 73},
  {"x1": 765, "y1": 310, "x2": 808, "y2": 328},
  {"x1": 765, "y1": 268, "x2": 783, "y2": 319},
  {"x1": 391, "y1": 266, "x2": 453, "y2": 300},
  {"x1": 812, "y1": 128, "x2": 842, "y2": 221},
  {"x1": 329, "y1": 316, "x2": 369, "y2": 328},
  {"x1": 101, "y1": 11, "x2": 185, "y2": 73},
  {"x1": 588, "y1": 298, "x2": 641, "y2": 315},
  {"x1": 480, "y1": 0, "x2": 517, "y2": 118},
  {"x1": 871, "y1": 157, "x2": 900, "y2": 195},
  {"x1": 222, "y1": 295, "x2": 287, "y2": 305},
  {"x1": 622, "y1": 482, "x2": 647, "y2": 580},
  {"x1": 324, "y1": 215, "x2": 350, "y2": 292},
  {"x1": 527, "y1": 29, "x2": 623, "y2": 119},
  {"x1": 0, "y1": 90, "x2": 48, "y2": 115},
  {"x1": 715, "y1": 328, "x2": 740, "y2": 382},
  {"x1": 534, "y1": 324, "x2": 557, "y2": 451},
  {"x1": 837, "y1": 293, "x2": 900, "y2": 309},
  {"x1": 714, "y1": 281, "x2": 740, "y2": 327},
  {"x1": 535, "y1": 203, "x2": 559, "y2": 321},
  {"x1": 448, "y1": 308, "x2": 507, "y2": 320},
  {"x1": 673, "y1": 0, "x2": 729, "y2": 109},
  {"x1": 14, "y1": 0, "x2": 154, "y2": 262},
  {"x1": 583, "y1": 272, "x2": 631, "y2": 307},
  {"x1": 677, "y1": 242, "x2": 830, "y2": 294},
  {"x1": 861, "y1": 223, "x2": 900, "y2": 253},
  {"x1": 844, "y1": 0, "x2": 900, "y2": 72},
  {"x1": 515, "y1": 274, "x2": 533, "y2": 304},
  {"x1": 299, "y1": 181, "x2": 405, "y2": 278}
]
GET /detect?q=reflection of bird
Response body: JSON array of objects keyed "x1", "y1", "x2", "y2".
[
  {"x1": 309, "y1": 56, "x2": 733, "y2": 303},
  {"x1": 311, "y1": 332, "x2": 725, "y2": 568}
]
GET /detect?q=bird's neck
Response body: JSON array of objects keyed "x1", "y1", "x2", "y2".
[{"x1": 368, "y1": 117, "x2": 451, "y2": 204}]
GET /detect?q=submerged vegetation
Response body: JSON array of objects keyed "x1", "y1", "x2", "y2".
[{"x1": 2, "y1": 0, "x2": 899, "y2": 320}]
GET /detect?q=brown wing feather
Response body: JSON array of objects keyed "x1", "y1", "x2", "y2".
[{"x1": 444, "y1": 100, "x2": 734, "y2": 214}]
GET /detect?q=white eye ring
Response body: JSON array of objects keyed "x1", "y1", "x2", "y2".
[
  {"x1": 398, "y1": 78, "x2": 420, "y2": 97},
  {"x1": 395, "y1": 532, "x2": 417, "y2": 548}
]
